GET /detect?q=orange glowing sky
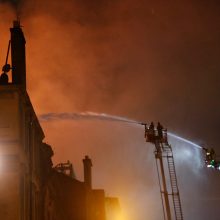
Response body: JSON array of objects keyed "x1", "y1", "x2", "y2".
[{"x1": 0, "y1": 0, "x2": 220, "y2": 219}]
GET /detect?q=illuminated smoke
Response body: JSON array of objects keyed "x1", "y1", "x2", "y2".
[
  {"x1": 0, "y1": 0, "x2": 24, "y2": 23},
  {"x1": 39, "y1": 112, "x2": 202, "y2": 150},
  {"x1": 0, "y1": 0, "x2": 22, "y2": 6},
  {"x1": 39, "y1": 112, "x2": 206, "y2": 220}
]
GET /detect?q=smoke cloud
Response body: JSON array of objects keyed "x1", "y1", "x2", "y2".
[
  {"x1": 0, "y1": 0, "x2": 21, "y2": 6},
  {"x1": 0, "y1": 0, "x2": 24, "y2": 17},
  {"x1": 1, "y1": 0, "x2": 220, "y2": 219},
  {"x1": 24, "y1": 0, "x2": 220, "y2": 148}
]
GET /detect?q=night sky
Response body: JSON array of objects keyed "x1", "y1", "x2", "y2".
[{"x1": 0, "y1": 0, "x2": 220, "y2": 219}]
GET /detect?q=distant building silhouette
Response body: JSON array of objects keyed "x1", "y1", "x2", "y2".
[
  {"x1": 44, "y1": 157, "x2": 106, "y2": 220},
  {"x1": 0, "y1": 21, "x2": 119, "y2": 220}
]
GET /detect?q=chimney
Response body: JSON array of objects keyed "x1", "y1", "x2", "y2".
[
  {"x1": 83, "y1": 155, "x2": 92, "y2": 189},
  {"x1": 10, "y1": 20, "x2": 26, "y2": 88}
]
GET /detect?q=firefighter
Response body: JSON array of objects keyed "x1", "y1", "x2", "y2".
[
  {"x1": 205, "y1": 148, "x2": 215, "y2": 161},
  {"x1": 203, "y1": 147, "x2": 217, "y2": 168},
  {"x1": 149, "y1": 122, "x2": 154, "y2": 130},
  {"x1": 147, "y1": 122, "x2": 155, "y2": 142},
  {"x1": 157, "y1": 122, "x2": 163, "y2": 140}
]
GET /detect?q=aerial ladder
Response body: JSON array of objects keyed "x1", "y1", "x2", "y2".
[{"x1": 142, "y1": 122, "x2": 184, "y2": 220}]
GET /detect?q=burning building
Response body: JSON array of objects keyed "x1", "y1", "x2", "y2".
[{"x1": 0, "y1": 21, "x2": 119, "y2": 220}]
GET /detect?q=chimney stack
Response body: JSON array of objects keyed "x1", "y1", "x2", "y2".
[
  {"x1": 83, "y1": 155, "x2": 92, "y2": 189},
  {"x1": 10, "y1": 20, "x2": 26, "y2": 88}
]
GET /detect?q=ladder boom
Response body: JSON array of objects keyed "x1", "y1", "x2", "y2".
[{"x1": 144, "y1": 122, "x2": 184, "y2": 220}]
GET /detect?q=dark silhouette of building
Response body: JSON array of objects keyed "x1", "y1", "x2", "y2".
[
  {"x1": 0, "y1": 21, "x2": 119, "y2": 220},
  {"x1": 44, "y1": 156, "x2": 106, "y2": 220}
]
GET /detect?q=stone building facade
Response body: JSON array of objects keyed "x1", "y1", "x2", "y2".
[{"x1": 0, "y1": 21, "x2": 118, "y2": 220}]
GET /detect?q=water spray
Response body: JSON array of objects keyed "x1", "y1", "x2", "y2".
[
  {"x1": 38, "y1": 112, "x2": 203, "y2": 150},
  {"x1": 167, "y1": 133, "x2": 202, "y2": 149},
  {"x1": 39, "y1": 112, "x2": 140, "y2": 125}
]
